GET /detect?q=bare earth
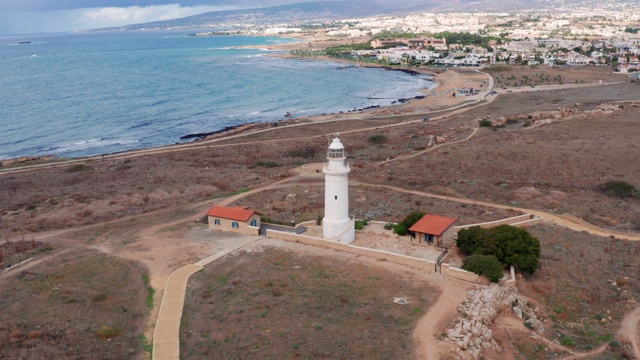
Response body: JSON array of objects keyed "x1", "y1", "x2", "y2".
[{"x1": 1, "y1": 56, "x2": 639, "y2": 360}]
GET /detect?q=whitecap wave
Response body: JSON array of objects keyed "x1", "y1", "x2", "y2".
[{"x1": 45, "y1": 138, "x2": 139, "y2": 154}]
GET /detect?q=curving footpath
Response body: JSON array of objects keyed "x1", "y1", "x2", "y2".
[{"x1": 152, "y1": 238, "x2": 259, "y2": 360}]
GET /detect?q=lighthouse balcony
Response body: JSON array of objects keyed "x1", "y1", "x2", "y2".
[{"x1": 323, "y1": 162, "x2": 350, "y2": 174}]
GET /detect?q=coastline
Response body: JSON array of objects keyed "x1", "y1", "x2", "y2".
[{"x1": 0, "y1": 35, "x2": 490, "y2": 165}]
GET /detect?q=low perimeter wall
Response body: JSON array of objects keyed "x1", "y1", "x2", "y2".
[
  {"x1": 267, "y1": 229, "x2": 480, "y2": 283},
  {"x1": 455, "y1": 214, "x2": 533, "y2": 230},
  {"x1": 440, "y1": 263, "x2": 480, "y2": 283}
]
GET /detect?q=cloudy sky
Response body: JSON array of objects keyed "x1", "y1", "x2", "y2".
[{"x1": 0, "y1": 0, "x2": 334, "y2": 35}]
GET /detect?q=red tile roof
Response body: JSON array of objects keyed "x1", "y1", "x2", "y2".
[
  {"x1": 207, "y1": 206, "x2": 255, "y2": 222},
  {"x1": 408, "y1": 214, "x2": 457, "y2": 236}
]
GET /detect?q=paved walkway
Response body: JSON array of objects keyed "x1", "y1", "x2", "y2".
[{"x1": 152, "y1": 237, "x2": 259, "y2": 360}]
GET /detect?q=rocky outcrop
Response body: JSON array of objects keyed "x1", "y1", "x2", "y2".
[{"x1": 445, "y1": 284, "x2": 544, "y2": 359}]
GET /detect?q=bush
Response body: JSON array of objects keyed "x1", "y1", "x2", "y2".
[
  {"x1": 255, "y1": 161, "x2": 281, "y2": 168},
  {"x1": 394, "y1": 223, "x2": 408, "y2": 235},
  {"x1": 560, "y1": 335, "x2": 576, "y2": 347},
  {"x1": 479, "y1": 118, "x2": 492, "y2": 127},
  {"x1": 401, "y1": 211, "x2": 426, "y2": 229},
  {"x1": 355, "y1": 219, "x2": 369, "y2": 230},
  {"x1": 383, "y1": 222, "x2": 395, "y2": 230},
  {"x1": 456, "y1": 225, "x2": 540, "y2": 274},
  {"x1": 462, "y1": 254, "x2": 503, "y2": 282},
  {"x1": 368, "y1": 135, "x2": 388, "y2": 144},
  {"x1": 598, "y1": 180, "x2": 639, "y2": 199}
]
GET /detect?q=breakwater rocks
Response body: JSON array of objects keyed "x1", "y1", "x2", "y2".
[
  {"x1": 445, "y1": 284, "x2": 544, "y2": 359},
  {"x1": 180, "y1": 124, "x2": 251, "y2": 140}
]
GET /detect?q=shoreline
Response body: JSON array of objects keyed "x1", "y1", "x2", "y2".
[{"x1": 0, "y1": 36, "x2": 487, "y2": 165}]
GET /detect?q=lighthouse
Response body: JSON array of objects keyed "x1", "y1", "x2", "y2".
[{"x1": 323, "y1": 134, "x2": 355, "y2": 243}]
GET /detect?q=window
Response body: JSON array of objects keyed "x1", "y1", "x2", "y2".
[
  {"x1": 214, "y1": 219, "x2": 220, "y2": 226},
  {"x1": 250, "y1": 219, "x2": 257, "y2": 227},
  {"x1": 334, "y1": 195, "x2": 337, "y2": 200},
  {"x1": 232, "y1": 222, "x2": 239, "y2": 229}
]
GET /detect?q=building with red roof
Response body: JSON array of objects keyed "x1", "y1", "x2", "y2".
[
  {"x1": 408, "y1": 214, "x2": 457, "y2": 247},
  {"x1": 207, "y1": 205, "x2": 260, "y2": 235}
]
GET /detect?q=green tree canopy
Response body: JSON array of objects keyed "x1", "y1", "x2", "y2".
[
  {"x1": 456, "y1": 225, "x2": 541, "y2": 274},
  {"x1": 462, "y1": 254, "x2": 504, "y2": 283}
]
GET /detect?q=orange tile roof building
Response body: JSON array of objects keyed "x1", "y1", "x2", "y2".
[
  {"x1": 408, "y1": 214, "x2": 457, "y2": 248},
  {"x1": 207, "y1": 205, "x2": 260, "y2": 236}
]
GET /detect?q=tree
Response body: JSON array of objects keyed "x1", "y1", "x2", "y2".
[
  {"x1": 456, "y1": 225, "x2": 541, "y2": 274},
  {"x1": 483, "y1": 225, "x2": 540, "y2": 274},
  {"x1": 457, "y1": 226, "x2": 486, "y2": 254},
  {"x1": 462, "y1": 254, "x2": 503, "y2": 282}
]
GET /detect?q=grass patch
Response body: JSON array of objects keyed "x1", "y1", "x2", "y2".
[
  {"x1": 97, "y1": 325, "x2": 122, "y2": 339},
  {"x1": 142, "y1": 273, "x2": 155, "y2": 312},
  {"x1": 229, "y1": 188, "x2": 250, "y2": 196}
]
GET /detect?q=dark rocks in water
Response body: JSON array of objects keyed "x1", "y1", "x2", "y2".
[
  {"x1": 415, "y1": 95, "x2": 426, "y2": 99},
  {"x1": 180, "y1": 125, "x2": 242, "y2": 140}
]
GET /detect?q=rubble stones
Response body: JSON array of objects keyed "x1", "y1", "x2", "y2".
[{"x1": 445, "y1": 284, "x2": 544, "y2": 359}]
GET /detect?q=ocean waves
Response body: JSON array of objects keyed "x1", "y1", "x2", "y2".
[{"x1": 0, "y1": 31, "x2": 434, "y2": 159}]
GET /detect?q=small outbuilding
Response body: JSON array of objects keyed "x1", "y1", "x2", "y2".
[
  {"x1": 207, "y1": 205, "x2": 260, "y2": 236},
  {"x1": 408, "y1": 214, "x2": 457, "y2": 248}
]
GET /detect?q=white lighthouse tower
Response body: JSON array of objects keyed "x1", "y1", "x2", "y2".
[{"x1": 323, "y1": 134, "x2": 355, "y2": 243}]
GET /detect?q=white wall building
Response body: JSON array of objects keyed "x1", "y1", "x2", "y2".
[{"x1": 323, "y1": 135, "x2": 355, "y2": 243}]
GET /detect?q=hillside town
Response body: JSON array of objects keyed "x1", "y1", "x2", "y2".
[{"x1": 262, "y1": 7, "x2": 640, "y2": 73}]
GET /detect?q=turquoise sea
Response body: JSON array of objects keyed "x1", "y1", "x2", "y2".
[{"x1": 0, "y1": 30, "x2": 434, "y2": 159}]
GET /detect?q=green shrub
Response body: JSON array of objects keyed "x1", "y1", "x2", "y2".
[
  {"x1": 560, "y1": 335, "x2": 576, "y2": 347},
  {"x1": 462, "y1": 254, "x2": 503, "y2": 282},
  {"x1": 255, "y1": 161, "x2": 281, "y2": 168},
  {"x1": 368, "y1": 135, "x2": 388, "y2": 144},
  {"x1": 394, "y1": 223, "x2": 408, "y2": 235},
  {"x1": 479, "y1": 118, "x2": 492, "y2": 127},
  {"x1": 401, "y1": 211, "x2": 426, "y2": 229},
  {"x1": 383, "y1": 222, "x2": 395, "y2": 230},
  {"x1": 598, "y1": 180, "x2": 639, "y2": 199},
  {"x1": 355, "y1": 219, "x2": 369, "y2": 230}
]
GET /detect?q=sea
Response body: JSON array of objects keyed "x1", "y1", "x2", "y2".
[{"x1": 0, "y1": 30, "x2": 435, "y2": 160}]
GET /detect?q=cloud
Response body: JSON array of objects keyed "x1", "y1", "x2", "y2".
[{"x1": 0, "y1": 4, "x2": 242, "y2": 35}]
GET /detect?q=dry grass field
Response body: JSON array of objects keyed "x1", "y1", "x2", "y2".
[
  {"x1": 0, "y1": 66, "x2": 639, "y2": 359},
  {"x1": 180, "y1": 246, "x2": 436, "y2": 359},
  {"x1": 516, "y1": 224, "x2": 640, "y2": 359},
  {"x1": 0, "y1": 248, "x2": 150, "y2": 359}
]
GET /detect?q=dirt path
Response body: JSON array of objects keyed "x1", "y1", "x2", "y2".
[
  {"x1": 351, "y1": 182, "x2": 640, "y2": 241},
  {"x1": 412, "y1": 276, "x2": 473, "y2": 359},
  {"x1": 619, "y1": 305, "x2": 640, "y2": 359}
]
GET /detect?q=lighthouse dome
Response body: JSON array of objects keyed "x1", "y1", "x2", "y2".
[
  {"x1": 329, "y1": 138, "x2": 344, "y2": 150},
  {"x1": 327, "y1": 137, "x2": 345, "y2": 159}
]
